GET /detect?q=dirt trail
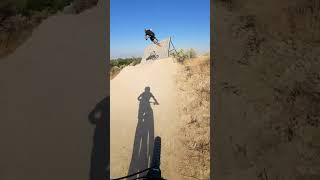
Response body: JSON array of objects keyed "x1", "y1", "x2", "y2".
[{"x1": 110, "y1": 58, "x2": 185, "y2": 179}]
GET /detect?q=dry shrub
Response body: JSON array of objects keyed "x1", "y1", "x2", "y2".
[
  {"x1": 172, "y1": 48, "x2": 198, "y2": 63},
  {"x1": 110, "y1": 66, "x2": 121, "y2": 80}
]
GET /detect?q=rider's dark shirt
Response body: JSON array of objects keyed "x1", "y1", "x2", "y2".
[{"x1": 145, "y1": 29, "x2": 155, "y2": 37}]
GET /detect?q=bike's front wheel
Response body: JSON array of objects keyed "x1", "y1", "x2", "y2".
[
  {"x1": 151, "y1": 136, "x2": 161, "y2": 168},
  {"x1": 145, "y1": 136, "x2": 162, "y2": 179}
]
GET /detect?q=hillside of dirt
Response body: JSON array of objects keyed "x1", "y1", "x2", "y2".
[
  {"x1": 110, "y1": 55, "x2": 210, "y2": 180},
  {"x1": 0, "y1": 0, "x2": 107, "y2": 179},
  {"x1": 213, "y1": 0, "x2": 320, "y2": 179},
  {"x1": 110, "y1": 58, "x2": 183, "y2": 179},
  {"x1": 0, "y1": 0, "x2": 98, "y2": 59},
  {"x1": 176, "y1": 55, "x2": 210, "y2": 179}
]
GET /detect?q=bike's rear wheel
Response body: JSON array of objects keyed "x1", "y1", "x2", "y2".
[{"x1": 153, "y1": 38, "x2": 160, "y2": 44}]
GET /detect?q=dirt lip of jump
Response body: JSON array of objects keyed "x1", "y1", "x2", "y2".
[{"x1": 110, "y1": 57, "x2": 186, "y2": 179}]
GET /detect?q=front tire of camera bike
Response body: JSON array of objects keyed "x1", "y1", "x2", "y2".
[{"x1": 151, "y1": 136, "x2": 161, "y2": 168}]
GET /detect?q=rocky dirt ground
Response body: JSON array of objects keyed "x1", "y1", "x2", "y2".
[{"x1": 213, "y1": 0, "x2": 320, "y2": 179}]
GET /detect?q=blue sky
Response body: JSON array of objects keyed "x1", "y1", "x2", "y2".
[{"x1": 110, "y1": 0, "x2": 210, "y2": 59}]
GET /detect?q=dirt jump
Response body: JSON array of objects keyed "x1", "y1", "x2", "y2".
[{"x1": 110, "y1": 58, "x2": 186, "y2": 179}]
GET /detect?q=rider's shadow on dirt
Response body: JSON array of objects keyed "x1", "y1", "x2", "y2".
[
  {"x1": 127, "y1": 87, "x2": 159, "y2": 179},
  {"x1": 88, "y1": 96, "x2": 109, "y2": 180}
]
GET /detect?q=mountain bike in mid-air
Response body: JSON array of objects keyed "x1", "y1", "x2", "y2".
[{"x1": 111, "y1": 136, "x2": 165, "y2": 180}]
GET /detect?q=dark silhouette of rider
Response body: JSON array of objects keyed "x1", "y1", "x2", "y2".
[
  {"x1": 144, "y1": 29, "x2": 159, "y2": 45},
  {"x1": 127, "y1": 87, "x2": 159, "y2": 179}
]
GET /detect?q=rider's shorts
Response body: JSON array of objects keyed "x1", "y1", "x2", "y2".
[{"x1": 150, "y1": 36, "x2": 155, "y2": 41}]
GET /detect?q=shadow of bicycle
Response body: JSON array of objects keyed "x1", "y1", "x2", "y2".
[{"x1": 127, "y1": 87, "x2": 159, "y2": 179}]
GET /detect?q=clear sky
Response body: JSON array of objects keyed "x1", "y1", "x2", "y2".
[{"x1": 110, "y1": 0, "x2": 210, "y2": 59}]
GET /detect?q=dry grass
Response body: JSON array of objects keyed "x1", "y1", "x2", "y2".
[
  {"x1": 175, "y1": 55, "x2": 210, "y2": 179},
  {"x1": 110, "y1": 66, "x2": 121, "y2": 80}
]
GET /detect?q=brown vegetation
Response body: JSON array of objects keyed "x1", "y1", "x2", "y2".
[
  {"x1": 0, "y1": 0, "x2": 98, "y2": 59},
  {"x1": 176, "y1": 55, "x2": 210, "y2": 179}
]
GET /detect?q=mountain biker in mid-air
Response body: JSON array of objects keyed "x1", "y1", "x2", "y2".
[{"x1": 145, "y1": 28, "x2": 161, "y2": 46}]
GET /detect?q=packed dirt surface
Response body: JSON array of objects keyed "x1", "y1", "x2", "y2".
[
  {"x1": 0, "y1": 1, "x2": 107, "y2": 179},
  {"x1": 213, "y1": 0, "x2": 320, "y2": 179},
  {"x1": 110, "y1": 58, "x2": 183, "y2": 179},
  {"x1": 110, "y1": 56, "x2": 210, "y2": 180}
]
